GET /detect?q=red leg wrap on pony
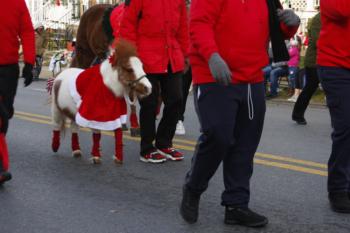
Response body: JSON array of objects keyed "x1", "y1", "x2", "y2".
[
  {"x1": 91, "y1": 133, "x2": 101, "y2": 157},
  {"x1": 52, "y1": 130, "x2": 60, "y2": 152},
  {"x1": 114, "y1": 128, "x2": 123, "y2": 163}
]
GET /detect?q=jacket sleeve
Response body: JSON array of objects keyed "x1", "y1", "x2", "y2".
[
  {"x1": 190, "y1": 0, "x2": 224, "y2": 61},
  {"x1": 19, "y1": 0, "x2": 35, "y2": 65},
  {"x1": 177, "y1": 1, "x2": 190, "y2": 58},
  {"x1": 119, "y1": 0, "x2": 143, "y2": 44},
  {"x1": 321, "y1": 0, "x2": 350, "y2": 20}
]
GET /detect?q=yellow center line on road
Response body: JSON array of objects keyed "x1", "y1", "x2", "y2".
[{"x1": 14, "y1": 111, "x2": 328, "y2": 177}]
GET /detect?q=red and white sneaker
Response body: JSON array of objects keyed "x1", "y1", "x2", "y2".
[
  {"x1": 158, "y1": 147, "x2": 184, "y2": 161},
  {"x1": 140, "y1": 150, "x2": 167, "y2": 163}
]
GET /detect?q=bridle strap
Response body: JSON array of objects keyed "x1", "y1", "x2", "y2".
[{"x1": 128, "y1": 74, "x2": 147, "y2": 88}]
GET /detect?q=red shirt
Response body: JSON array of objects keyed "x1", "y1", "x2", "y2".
[
  {"x1": 120, "y1": 0, "x2": 189, "y2": 74},
  {"x1": 189, "y1": 0, "x2": 297, "y2": 84},
  {"x1": 317, "y1": 0, "x2": 350, "y2": 69},
  {"x1": 0, "y1": 0, "x2": 35, "y2": 65}
]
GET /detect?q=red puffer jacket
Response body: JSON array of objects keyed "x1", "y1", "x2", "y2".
[
  {"x1": 317, "y1": 0, "x2": 350, "y2": 69},
  {"x1": 0, "y1": 0, "x2": 35, "y2": 65},
  {"x1": 120, "y1": 0, "x2": 189, "y2": 74},
  {"x1": 189, "y1": 0, "x2": 297, "y2": 84}
]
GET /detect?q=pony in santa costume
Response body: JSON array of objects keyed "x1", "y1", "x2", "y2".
[
  {"x1": 51, "y1": 40, "x2": 151, "y2": 164},
  {"x1": 70, "y1": 3, "x2": 141, "y2": 137}
]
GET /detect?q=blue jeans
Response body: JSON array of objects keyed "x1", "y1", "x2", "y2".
[
  {"x1": 269, "y1": 66, "x2": 289, "y2": 96},
  {"x1": 288, "y1": 67, "x2": 299, "y2": 89},
  {"x1": 318, "y1": 66, "x2": 350, "y2": 193}
]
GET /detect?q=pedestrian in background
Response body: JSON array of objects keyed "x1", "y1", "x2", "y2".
[
  {"x1": 33, "y1": 22, "x2": 48, "y2": 80},
  {"x1": 120, "y1": 0, "x2": 189, "y2": 163},
  {"x1": 286, "y1": 38, "x2": 301, "y2": 102},
  {"x1": 176, "y1": 0, "x2": 192, "y2": 136},
  {"x1": 317, "y1": 0, "x2": 350, "y2": 213},
  {"x1": 180, "y1": 0, "x2": 299, "y2": 227},
  {"x1": 292, "y1": 11, "x2": 321, "y2": 124},
  {"x1": 0, "y1": 0, "x2": 35, "y2": 185}
]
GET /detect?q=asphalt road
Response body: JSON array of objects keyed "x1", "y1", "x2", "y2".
[{"x1": 1, "y1": 80, "x2": 349, "y2": 233}]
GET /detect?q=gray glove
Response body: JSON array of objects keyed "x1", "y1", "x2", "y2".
[
  {"x1": 208, "y1": 53, "x2": 232, "y2": 86},
  {"x1": 277, "y1": 9, "x2": 300, "y2": 27}
]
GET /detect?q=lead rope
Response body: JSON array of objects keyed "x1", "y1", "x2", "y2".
[{"x1": 247, "y1": 84, "x2": 254, "y2": 120}]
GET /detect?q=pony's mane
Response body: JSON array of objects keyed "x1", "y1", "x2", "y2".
[{"x1": 111, "y1": 39, "x2": 137, "y2": 66}]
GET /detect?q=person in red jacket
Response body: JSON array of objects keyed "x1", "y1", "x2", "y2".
[
  {"x1": 180, "y1": 0, "x2": 299, "y2": 227},
  {"x1": 0, "y1": 0, "x2": 35, "y2": 185},
  {"x1": 317, "y1": 0, "x2": 350, "y2": 213},
  {"x1": 120, "y1": 0, "x2": 189, "y2": 163}
]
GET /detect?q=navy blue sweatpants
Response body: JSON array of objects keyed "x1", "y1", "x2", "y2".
[
  {"x1": 318, "y1": 66, "x2": 350, "y2": 193},
  {"x1": 185, "y1": 82, "x2": 266, "y2": 207}
]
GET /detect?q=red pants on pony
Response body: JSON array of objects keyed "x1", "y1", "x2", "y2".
[{"x1": 0, "y1": 96, "x2": 12, "y2": 185}]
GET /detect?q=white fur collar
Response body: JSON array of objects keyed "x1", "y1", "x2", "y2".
[{"x1": 100, "y1": 60, "x2": 124, "y2": 97}]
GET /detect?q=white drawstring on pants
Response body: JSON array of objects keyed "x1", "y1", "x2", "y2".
[{"x1": 247, "y1": 84, "x2": 254, "y2": 120}]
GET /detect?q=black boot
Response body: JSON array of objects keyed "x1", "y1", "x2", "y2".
[
  {"x1": 180, "y1": 186, "x2": 200, "y2": 223},
  {"x1": 329, "y1": 192, "x2": 350, "y2": 213},
  {"x1": 0, "y1": 172, "x2": 12, "y2": 185},
  {"x1": 225, "y1": 206, "x2": 268, "y2": 228},
  {"x1": 292, "y1": 114, "x2": 307, "y2": 125}
]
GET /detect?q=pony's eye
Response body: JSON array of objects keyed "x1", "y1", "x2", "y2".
[{"x1": 125, "y1": 68, "x2": 133, "y2": 73}]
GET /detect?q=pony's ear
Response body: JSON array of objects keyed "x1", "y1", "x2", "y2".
[{"x1": 114, "y1": 39, "x2": 137, "y2": 64}]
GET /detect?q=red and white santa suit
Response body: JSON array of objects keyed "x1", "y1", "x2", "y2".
[{"x1": 69, "y1": 64, "x2": 127, "y2": 131}]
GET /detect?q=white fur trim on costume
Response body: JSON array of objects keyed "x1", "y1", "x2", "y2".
[
  {"x1": 76, "y1": 113, "x2": 127, "y2": 131},
  {"x1": 100, "y1": 59, "x2": 124, "y2": 97}
]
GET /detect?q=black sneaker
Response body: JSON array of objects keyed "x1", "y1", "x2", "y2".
[
  {"x1": 180, "y1": 186, "x2": 200, "y2": 224},
  {"x1": 0, "y1": 172, "x2": 12, "y2": 185},
  {"x1": 292, "y1": 115, "x2": 307, "y2": 125},
  {"x1": 225, "y1": 206, "x2": 268, "y2": 228},
  {"x1": 329, "y1": 192, "x2": 350, "y2": 213}
]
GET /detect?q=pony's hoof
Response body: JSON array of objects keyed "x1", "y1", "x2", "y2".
[
  {"x1": 72, "y1": 150, "x2": 82, "y2": 158},
  {"x1": 92, "y1": 156, "x2": 101, "y2": 164},
  {"x1": 114, "y1": 157, "x2": 123, "y2": 165},
  {"x1": 52, "y1": 144, "x2": 59, "y2": 153},
  {"x1": 122, "y1": 124, "x2": 129, "y2": 131},
  {"x1": 130, "y1": 127, "x2": 140, "y2": 137}
]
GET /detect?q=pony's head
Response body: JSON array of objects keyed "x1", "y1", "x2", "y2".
[{"x1": 109, "y1": 40, "x2": 152, "y2": 99}]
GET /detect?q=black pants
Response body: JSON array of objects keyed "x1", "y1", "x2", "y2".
[
  {"x1": 292, "y1": 67, "x2": 319, "y2": 118},
  {"x1": 179, "y1": 68, "x2": 192, "y2": 122},
  {"x1": 318, "y1": 66, "x2": 350, "y2": 193},
  {"x1": 139, "y1": 70, "x2": 183, "y2": 155},
  {"x1": 185, "y1": 82, "x2": 266, "y2": 207},
  {"x1": 0, "y1": 64, "x2": 20, "y2": 122}
]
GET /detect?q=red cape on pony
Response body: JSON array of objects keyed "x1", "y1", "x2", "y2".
[{"x1": 69, "y1": 64, "x2": 127, "y2": 131}]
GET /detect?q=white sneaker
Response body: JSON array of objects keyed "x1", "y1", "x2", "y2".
[
  {"x1": 175, "y1": 120, "x2": 186, "y2": 135},
  {"x1": 287, "y1": 95, "x2": 298, "y2": 103}
]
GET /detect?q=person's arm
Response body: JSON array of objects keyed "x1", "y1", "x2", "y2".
[
  {"x1": 321, "y1": 0, "x2": 350, "y2": 20},
  {"x1": 190, "y1": 0, "x2": 224, "y2": 61},
  {"x1": 177, "y1": 0, "x2": 189, "y2": 58},
  {"x1": 119, "y1": 0, "x2": 143, "y2": 44},
  {"x1": 19, "y1": 0, "x2": 35, "y2": 65}
]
